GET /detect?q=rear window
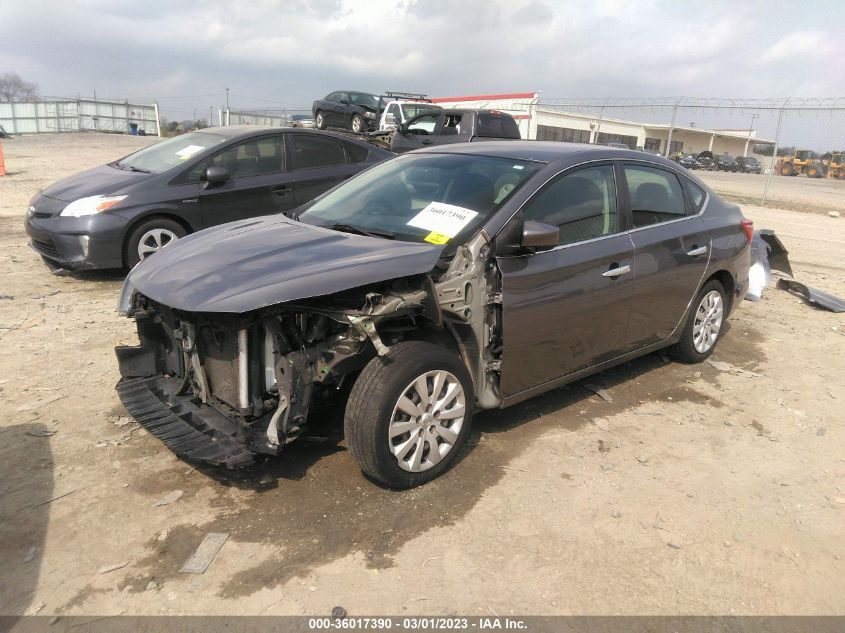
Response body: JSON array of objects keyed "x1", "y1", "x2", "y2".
[
  {"x1": 343, "y1": 141, "x2": 369, "y2": 164},
  {"x1": 291, "y1": 134, "x2": 345, "y2": 170},
  {"x1": 686, "y1": 180, "x2": 707, "y2": 211},
  {"x1": 477, "y1": 113, "x2": 521, "y2": 139}
]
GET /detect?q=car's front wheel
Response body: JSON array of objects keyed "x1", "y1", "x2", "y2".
[
  {"x1": 670, "y1": 279, "x2": 726, "y2": 363},
  {"x1": 125, "y1": 217, "x2": 186, "y2": 269},
  {"x1": 350, "y1": 113, "x2": 364, "y2": 134},
  {"x1": 344, "y1": 341, "x2": 474, "y2": 488},
  {"x1": 315, "y1": 111, "x2": 326, "y2": 130}
]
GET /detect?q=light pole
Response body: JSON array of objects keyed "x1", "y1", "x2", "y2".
[{"x1": 225, "y1": 87, "x2": 230, "y2": 126}]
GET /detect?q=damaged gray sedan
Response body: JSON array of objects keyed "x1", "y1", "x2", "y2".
[{"x1": 115, "y1": 142, "x2": 751, "y2": 488}]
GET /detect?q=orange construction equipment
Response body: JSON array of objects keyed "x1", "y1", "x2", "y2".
[{"x1": 0, "y1": 143, "x2": 6, "y2": 177}]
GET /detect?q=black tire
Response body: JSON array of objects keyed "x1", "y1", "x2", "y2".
[
  {"x1": 669, "y1": 279, "x2": 727, "y2": 364},
  {"x1": 344, "y1": 341, "x2": 474, "y2": 489},
  {"x1": 125, "y1": 217, "x2": 187, "y2": 269},
  {"x1": 350, "y1": 113, "x2": 364, "y2": 134},
  {"x1": 315, "y1": 111, "x2": 326, "y2": 130}
]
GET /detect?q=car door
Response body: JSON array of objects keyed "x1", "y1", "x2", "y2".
[
  {"x1": 287, "y1": 133, "x2": 360, "y2": 204},
  {"x1": 197, "y1": 134, "x2": 298, "y2": 227},
  {"x1": 391, "y1": 112, "x2": 442, "y2": 153},
  {"x1": 622, "y1": 162, "x2": 711, "y2": 349},
  {"x1": 497, "y1": 163, "x2": 635, "y2": 397}
]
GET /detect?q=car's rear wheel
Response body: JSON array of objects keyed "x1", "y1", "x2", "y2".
[
  {"x1": 315, "y1": 111, "x2": 326, "y2": 130},
  {"x1": 350, "y1": 114, "x2": 364, "y2": 134},
  {"x1": 669, "y1": 279, "x2": 726, "y2": 363},
  {"x1": 344, "y1": 341, "x2": 474, "y2": 489},
  {"x1": 126, "y1": 217, "x2": 186, "y2": 269}
]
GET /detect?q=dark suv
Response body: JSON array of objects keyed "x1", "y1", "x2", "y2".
[{"x1": 735, "y1": 156, "x2": 762, "y2": 174}]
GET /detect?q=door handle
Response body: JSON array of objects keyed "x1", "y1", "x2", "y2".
[
  {"x1": 686, "y1": 245, "x2": 708, "y2": 257},
  {"x1": 602, "y1": 264, "x2": 631, "y2": 278},
  {"x1": 421, "y1": 139, "x2": 433, "y2": 145},
  {"x1": 272, "y1": 185, "x2": 293, "y2": 195}
]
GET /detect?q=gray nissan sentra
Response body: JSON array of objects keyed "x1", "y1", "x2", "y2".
[
  {"x1": 24, "y1": 126, "x2": 391, "y2": 271},
  {"x1": 115, "y1": 142, "x2": 751, "y2": 488}
]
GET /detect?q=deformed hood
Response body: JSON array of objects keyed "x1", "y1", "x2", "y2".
[{"x1": 126, "y1": 215, "x2": 444, "y2": 313}]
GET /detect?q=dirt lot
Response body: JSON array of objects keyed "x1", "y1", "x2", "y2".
[
  {"x1": 0, "y1": 134, "x2": 843, "y2": 617},
  {"x1": 698, "y1": 170, "x2": 845, "y2": 215}
]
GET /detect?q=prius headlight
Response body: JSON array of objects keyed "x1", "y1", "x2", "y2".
[
  {"x1": 60, "y1": 194, "x2": 128, "y2": 218},
  {"x1": 117, "y1": 278, "x2": 136, "y2": 316}
]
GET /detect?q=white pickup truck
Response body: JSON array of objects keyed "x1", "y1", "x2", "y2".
[{"x1": 377, "y1": 95, "x2": 442, "y2": 130}]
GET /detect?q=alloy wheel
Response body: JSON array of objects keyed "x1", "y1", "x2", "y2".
[
  {"x1": 137, "y1": 228, "x2": 178, "y2": 261},
  {"x1": 388, "y1": 370, "x2": 466, "y2": 473},
  {"x1": 692, "y1": 290, "x2": 723, "y2": 354}
]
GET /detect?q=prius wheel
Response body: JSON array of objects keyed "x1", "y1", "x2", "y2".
[
  {"x1": 350, "y1": 114, "x2": 364, "y2": 134},
  {"x1": 670, "y1": 280, "x2": 726, "y2": 363},
  {"x1": 344, "y1": 341, "x2": 474, "y2": 489},
  {"x1": 315, "y1": 111, "x2": 326, "y2": 130},
  {"x1": 125, "y1": 217, "x2": 186, "y2": 269}
]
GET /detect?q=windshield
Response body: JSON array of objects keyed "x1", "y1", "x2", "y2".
[
  {"x1": 116, "y1": 131, "x2": 228, "y2": 173},
  {"x1": 401, "y1": 103, "x2": 442, "y2": 119},
  {"x1": 298, "y1": 153, "x2": 542, "y2": 244},
  {"x1": 350, "y1": 92, "x2": 379, "y2": 107}
]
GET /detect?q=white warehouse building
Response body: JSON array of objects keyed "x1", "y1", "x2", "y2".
[{"x1": 430, "y1": 92, "x2": 774, "y2": 157}]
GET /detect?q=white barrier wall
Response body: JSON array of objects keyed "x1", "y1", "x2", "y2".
[{"x1": 0, "y1": 99, "x2": 159, "y2": 135}]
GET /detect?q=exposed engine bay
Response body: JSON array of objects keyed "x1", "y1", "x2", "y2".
[{"x1": 115, "y1": 232, "x2": 503, "y2": 467}]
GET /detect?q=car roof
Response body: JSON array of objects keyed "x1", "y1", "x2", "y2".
[
  {"x1": 196, "y1": 126, "x2": 377, "y2": 145},
  {"x1": 413, "y1": 140, "x2": 682, "y2": 166}
]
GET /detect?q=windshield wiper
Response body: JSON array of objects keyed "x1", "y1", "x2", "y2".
[{"x1": 327, "y1": 223, "x2": 395, "y2": 240}]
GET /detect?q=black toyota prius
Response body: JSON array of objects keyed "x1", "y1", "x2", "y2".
[{"x1": 24, "y1": 126, "x2": 393, "y2": 271}]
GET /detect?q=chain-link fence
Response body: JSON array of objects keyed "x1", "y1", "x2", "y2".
[
  {"x1": 527, "y1": 97, "x2": 845, "y2": 215},
  {"x1": 223, "y1": 108, "x2": 313, "y2": 127},
  {"x1": 0, "y1": 96, "x2": 159, "y2": 135}
]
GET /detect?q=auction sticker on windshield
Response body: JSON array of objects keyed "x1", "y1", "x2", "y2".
[
  {"x1": 175, "y1": 145, "x2": 206, "y2": 160},
  {"x1": 407, "y1": 202, "x2": 478, "y2": 238}
]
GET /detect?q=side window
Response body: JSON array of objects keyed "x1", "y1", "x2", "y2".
[
  {"x1": 290, "y1": 134, "x2": 345, "y2": 170},
  {"x1": 386, "y1": 103, "x2": 401, "y2": 124},
  {"x1": 406, "y1": 113, "x2": 439, "y2": 134},
  {"x1": 624, "y1": 164, "x2": 687, "y2": 227},
  {"x1": 522, "y1": 165, "x2": 619, "y2": 246},
  {"x1": 440, "y1": 113, "x2": 463, "y2": 136},
  {"x1": 478, "y1": 113, "x2": 520, "y2": 138},
  {"x1": 186, "y1": 136, "x2": 283, "y2": 181},
  {"x1": 342, "y1": 140, "x2": 369, "y2": 164},
  {"x1": 686, "y1": 180, "x2": 707, "y2": 212},
  {"x1": 326, "y1": 92, "x2": 339, "y2": 102}
]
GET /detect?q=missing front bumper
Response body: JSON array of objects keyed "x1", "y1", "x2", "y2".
[{"x1": 116, "y1": 376, "x2": 263, "y2": 469}]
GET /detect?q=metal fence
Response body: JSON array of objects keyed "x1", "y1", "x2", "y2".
[
  {"x1": 223, "y1": 108, "x2": 313, "y2": 127},
  {"x1": 0, "y1": 97, "x2": 159, "y2": 135},
  {"x1": 525, "y1": 97, "x2": 845, "y2": 215}
]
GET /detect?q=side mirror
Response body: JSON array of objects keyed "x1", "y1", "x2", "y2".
[
  {"x1": 204, "y1": 166, "x2": 230, "y2": 185},
  {"x1": 340, "y1": 98, "x2": 349, "y2": 105},
  {"x1": 385, "y1": 113, "x2": 396, "y2": 126},
  {"x1": 521, "y1": 221, "x2": 559, "y2": 250}
]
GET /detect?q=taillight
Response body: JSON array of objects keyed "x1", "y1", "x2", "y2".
[{"x1": 741, "y1": 219, "x2": 754, "y2": 244}]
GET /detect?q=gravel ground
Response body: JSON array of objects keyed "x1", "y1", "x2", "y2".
[{"x1": 0, "y1": 133, "x2": 843, "y2": 617}]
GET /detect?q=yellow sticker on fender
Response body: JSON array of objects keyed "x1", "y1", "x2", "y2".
[{"x1": 424, "y1": 232, "x2": 450, "y2": 245}]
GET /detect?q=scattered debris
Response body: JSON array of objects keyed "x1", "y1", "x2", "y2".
[
  {"x1": 332, "y1": 606, "x2": 347, "y2": 620},
  {"x1": 611, "y1": 510, "x2": 622, "y2": 519},
  {"x1": 112, "y1": 416, "x2": 132, "y2": 427},
  {"x1": 585, "y1": 384, "x2": 613, "y2": 402},
  {"x1": 25, "y1": 429, "x2": 57, "y2": 437},
  {"x1": 0, "y1": 295, "x2": 13, "y2": 300},
  {"x1": 593, "y1": 418, "x2": 610, "y2": 431},
  {"x1": 154, "y1": 490, "x2": 184, "y2": 507},
  {"x1": 817, "y1": 427, "x2": 827, "y2": 437},
  {"x1": 25, "y1": 601, "x2": 46, "y2": 615},
  {"x1": 667, "y1": 542, "x2": 683, "y2": 550},
  {"x1": 422, "y1": 556, "x2": 443, "y2": 567},
  {"x1": 97, "y1": 562, "x2": 129, "y2": 575},
  {"x1": 776, "y1": 279, "x2": 845, "y2": 313},
  {"x1": 145, "y1": 580, "x2": 160, "y2": 591},
  {"x1": 180, "y1": 533, "x2": 229, "y2": 574},
  {"x1": 830, "y1": 211, "x2": 841, "y2": 218},
  {"x1": 636, "y1": 456, "x2": 649, "y2": 465},
  {"x1": 21, "y1": 546, "x2": 37, "y2": 564},
  {"x1": 597, "y1": 439, "x2": 610, "y2": 454},
  {"x1": 16, "y1": 395, "x2": 68, "y2": 412},
  {"x1": 26, "y1": 489, "x2": 77, "y2": 510}
]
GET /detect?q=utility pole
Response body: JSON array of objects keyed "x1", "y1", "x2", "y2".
[
  {"x1": 225, "y1": 87, "x2": 230, "y2": 110},
  {"x1": 761, "y1": 99, "x2": 788, "y2": 206},
  {"x1": 665, "y1": 98, "x2": 681, "y2": 157}
]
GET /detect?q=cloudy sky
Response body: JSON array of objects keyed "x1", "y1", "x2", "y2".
[{"x1": 2, "y1": 0, "x2": 843, "y2": 145}]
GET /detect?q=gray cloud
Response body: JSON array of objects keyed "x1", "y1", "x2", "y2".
[{"x1": 0, "y1": 0, "x2": 842, "y2": 145}]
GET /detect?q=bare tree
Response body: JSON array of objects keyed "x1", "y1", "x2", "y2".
[{"x1": 0, "y1": 72, "x2": 39, "y2": 102}]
